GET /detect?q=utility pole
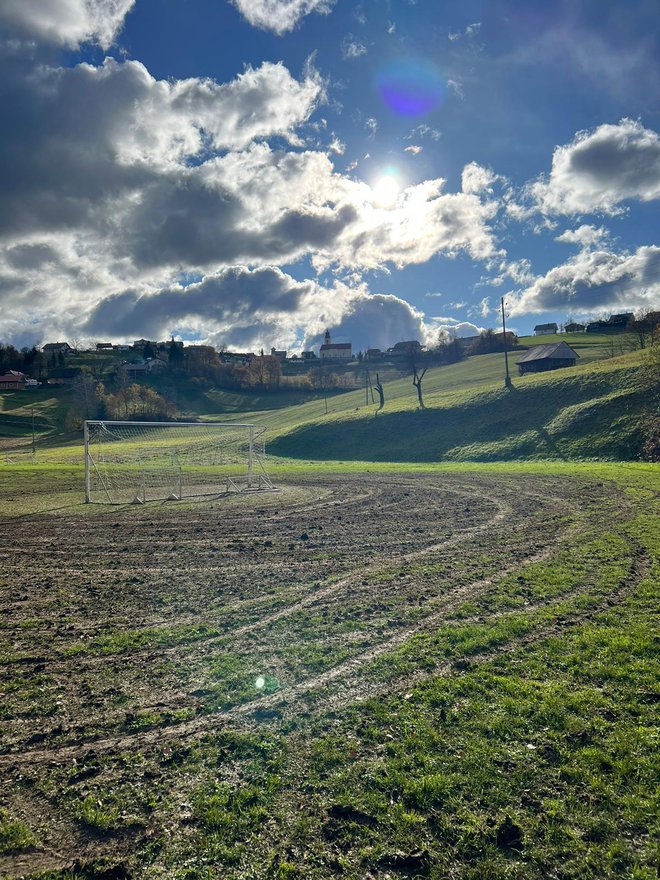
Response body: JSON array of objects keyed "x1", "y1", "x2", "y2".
[
  {"x1": 501, "y1": 296, "x2": 512, "y2": 388},
  {"x1": 31, "y1": 406, "x2": 36, "y2": 459}
]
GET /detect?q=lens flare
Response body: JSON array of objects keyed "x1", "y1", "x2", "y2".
[{"x1": 377, "y1": 59, "x2": 445, "y2": 116}]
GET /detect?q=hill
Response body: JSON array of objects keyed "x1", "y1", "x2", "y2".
[
  {"x1": 263, "y1": 349, "x2": 656, "y2": 462},
  {"x1": 0, "y1": 335, "x2": 656, "y2": 463}
]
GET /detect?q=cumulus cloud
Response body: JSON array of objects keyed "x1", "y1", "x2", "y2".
[
  {"x1": 0, "y1": 8, "x2": 503, "y2": 347},
  {"x1": 433, "y1": 320, "x2": 484, "y2": 338},
  {"x1": 532, "y1": 119, "x2": 660, "y2": 215},
  {"x1": 302, "y1": 285, "x2": 429, "y2": 352},
  {"x1": 555, "y1": 224, "x2": 609, "y2": 248},
  {"x1": 231, "y1": 0, "x2": 334, "y2": 34},
  {"x1": 0, "y1": 0, "x2": 135, "y2": 49},
  {"x1": 462, "y1": 162, "x2": 498, "y2": 195},
  {"x1": 313, "y1": 178, "x2": 498, "y2": 272},
  {"x1": 84, "y1": 266, "x2": 311, "y2": 339},
  {"x1": 509, "y1": 245, "x2": 660, "y2": 315}
]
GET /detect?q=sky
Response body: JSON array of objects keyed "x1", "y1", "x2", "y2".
[{"x1": 1, "y1": 0, "x2": 660, "y2": 354}]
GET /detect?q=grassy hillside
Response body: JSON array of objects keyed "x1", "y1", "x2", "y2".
[
  {"x1": 0, "y1": 336, "x2": 655, "y2": 463},
  {"x1": 266, "y1": 350, "x2": 656, "y2": 462}
]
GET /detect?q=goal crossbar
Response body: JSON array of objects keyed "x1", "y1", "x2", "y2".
[{"x1": 83, "y1": 420, "x2": 275, "y2": 504}]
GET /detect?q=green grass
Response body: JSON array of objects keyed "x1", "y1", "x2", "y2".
[
  {"x1": 0, "y1": 808, "x2": 36, "y2": 854},
  {"x1": 267, "y1": 350, "x2": 655, "y2": 462}
]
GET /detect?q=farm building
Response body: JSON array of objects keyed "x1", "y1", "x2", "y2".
[
  {"x1": 0, "y1": 370, "x2": 27, "y2": 390},
  {"x1": 517, "y1": 342, "x2": 579, "y2": 376},
  {"x1": 564, "y1": 322, "x2": 585, "y2": 332},
  {"x1": 533, "y1": 323, "x2": 558, "y2": 336}
]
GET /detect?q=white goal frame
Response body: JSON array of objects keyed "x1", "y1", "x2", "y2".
[{"x1": 83, "y1": 420, "x2": 275, "y2": 504}]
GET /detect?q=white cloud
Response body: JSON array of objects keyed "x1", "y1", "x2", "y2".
[
  {"x1": 462, "y1": 162, "x2": 498, "y2": 195},
  {"x1": 470, "y1": 296, "x2": 492, "y2": 319},
  {"x1": 312, "y1": 178, "x2": 499, "y2": 272},
  {"x1": 0, "y1": 20, "x2": 501, "y2": 347},
  {"x1": 342, "y1": 35, "x2": 367, "y2": 59},
  {"x1": 404, "y1": 145, "x2": 423, "y2": 155},
  {"x1": 555, "y1": 224, "x2": 609, "y2": 249},
  {"x1": 532, "y1": 119, "x2": 660, "y2": 216},
  {"x1": 0, "y1": 0, "x2": 135, "y2": 48},
  {"x1": 231, "y1": 0, "x2": 334, "y2": 35},
  {"x1": 509, "y1": 245, "x2": 660, "y2": 315},
  {"x1": 433, "y1": 320, "x2": 484, "y2": 338},
  {"x1": 447, "y1": 79, "x2": 464, "y2": 100}
]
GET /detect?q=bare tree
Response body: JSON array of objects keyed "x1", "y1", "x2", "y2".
[
  {"x1": 374, "y1": 373, "x2": 385, "y2": 412},
  {"x1": 412, "y1": 366, "x2": 427, "y2": 409}
]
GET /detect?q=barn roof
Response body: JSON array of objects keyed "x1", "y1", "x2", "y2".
[{"x1": 517, "y1": 342, "x2": 579, "y2": 364}]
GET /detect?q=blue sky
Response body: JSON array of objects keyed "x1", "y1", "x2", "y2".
[{"x1": 0, "y1": 0, "x2": 659, "y2": 352}]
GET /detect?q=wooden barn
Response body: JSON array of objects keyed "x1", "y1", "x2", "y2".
[{"x1": 517, "y1": 342, "x2": 579, "y2": 376}]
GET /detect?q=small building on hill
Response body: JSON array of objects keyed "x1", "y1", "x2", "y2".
[
  {"x1": 608, "y1": 312, "x2": 634, "y2": 328},
  {"x1": 564, "y1": 322, "x2": 585, "y2": 333},
  {"x1": 42, "y1": 341, "x2": 73, "y2": 354},
  {"x1": 517, "y1": 342, "x2": 579, "y2": 376},
  {"x1": 96, "y1": 342, "x2": 113, "y2": 350},
  {"x1": 0, "y1": 371, "x2": 27, "y2": 390},
  {"x1": 46, "y1": 367, "x2": 82, "y2": 385},
  {"x1": 533, "y1": 323, "x2": 558, "y2": 336}
]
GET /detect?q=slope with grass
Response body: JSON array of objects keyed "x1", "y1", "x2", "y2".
[{"x1": 266, "y1": 349, "x2": 656, "y2": 462}]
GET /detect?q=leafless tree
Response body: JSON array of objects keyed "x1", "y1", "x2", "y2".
[
  {"x1": 412, "y1": 366, "x2": 427, "y2": 409},
  {"x1": 374, "y1": 373, "x2": 384, "y2": 412}
]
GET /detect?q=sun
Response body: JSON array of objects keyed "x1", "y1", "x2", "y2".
[{"x1": 373, "y1": 174, "x2": 400, "y2": 207}]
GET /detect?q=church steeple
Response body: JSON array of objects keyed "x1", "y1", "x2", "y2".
[{"x1": 324, "y1": 329, "x2": 331, "y2": 345}]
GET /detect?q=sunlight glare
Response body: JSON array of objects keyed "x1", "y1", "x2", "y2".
[{"x1": 373, "y1": 174, "x2": 400, "y2": 207}]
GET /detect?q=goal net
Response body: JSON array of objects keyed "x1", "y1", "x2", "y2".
[{"x1": 84, "y1": 420, "x2": 274, "y2": 504}]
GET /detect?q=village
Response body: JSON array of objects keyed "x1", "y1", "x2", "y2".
[{"x1": 1, "y1": 310, "x2": 658, "y2": 394}]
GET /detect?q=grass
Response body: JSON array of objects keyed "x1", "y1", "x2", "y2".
[
  {"x1": 0, "y1": 809, "x2": 36, "y2": 854},
  {"x1": 0, "y1": 464, "x2": 657, "y2": 879}
]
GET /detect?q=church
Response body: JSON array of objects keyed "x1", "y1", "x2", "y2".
[{"x1": 319, "y1": 330, "x2": 353, "y2": 361}]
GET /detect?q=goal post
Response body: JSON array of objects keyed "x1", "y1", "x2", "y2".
[{"x1": 83, "y1": 420, "x2": 274, "y2": 504}]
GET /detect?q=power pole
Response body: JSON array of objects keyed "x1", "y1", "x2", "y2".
[
  {"x1": 501, "y1": 296, "x2": 512, "y2": 388},
  {"x1": 31, "y1": 406, "x2": 36, "y2": 459}
]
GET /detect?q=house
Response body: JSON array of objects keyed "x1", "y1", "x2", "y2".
[
  {"x1": 132, "y1": 339, "x2": 157, "y2": 350},
  {"x1": 42, "y1": 341, "x2": 73, "y2": 354},
  {"x1": 533, "y1": 323, "x2": 558, "y2": 336},
  {"x1": 586, "y1": 321, "x2": 608, "y2": 333},
  {"x1": 301, "y1": 350, "x2": 317, "y2": 361},
  {"x1": 122, "y1": 358, "x2": 167, "y2": 377},
  {"x1": 270, "y1": 348, "x2": 287, "y2": 360},
  {"x1": 113, "y1": 344, "x2": 131, "y2": 351},
  {"x1": 564, "y1": 322, "x2": 585, "y2": 333},
  {"x1": 387, "y1": 340, "x2": 423, "y2": 357},
  {"x1": 365, "y1": 348, "x2": 383, "y2": 360},
  {"x1": 96, "y1": 342, "x2": 113, "y2": 350},
  {"x1": 517, "y1": 342, "x2": 579, "y2": 376},
  {"x1": 320, "y1": 330, "x2": 352, "y2": 360},
  {"x1": 608, "y1": 312, "x2": 634, "y2": 328},
  {"x1": 0, "y1": 371, "x2": 27, "y2": 390},
  {"x1": 46, "y1": 367, "x2": 82, "y2": 385},
  {"x1": 220, "y1": 351, "x2": 253, "y2": 365}
]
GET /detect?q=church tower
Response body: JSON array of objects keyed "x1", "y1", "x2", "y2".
[{"x1": 324, "y1": 329, "x2": 331, "y2": 346}]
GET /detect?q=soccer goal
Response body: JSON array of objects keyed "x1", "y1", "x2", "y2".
[{"x1": 83, "y1": 420, "x2": 275, "y2": 504}]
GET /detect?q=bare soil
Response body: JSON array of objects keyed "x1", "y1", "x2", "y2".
[{"x1": 0, "y1": 472, "x2": 642, "y2": 877}]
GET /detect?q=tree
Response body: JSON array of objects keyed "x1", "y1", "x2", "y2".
[
  {"x1": 412, "y1": 366, "x2": 427, "y2": 409},
  {"x1": 374, "y1": 373, "x2": 385, "y2": 412},
  {"x1": 168, "y1": 337, "x2": 184, "y2": 369}
]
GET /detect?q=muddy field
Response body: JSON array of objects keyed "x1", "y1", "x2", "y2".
[{"x1": 0, "y1": 471, "x2": 656, "y2": 879}]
